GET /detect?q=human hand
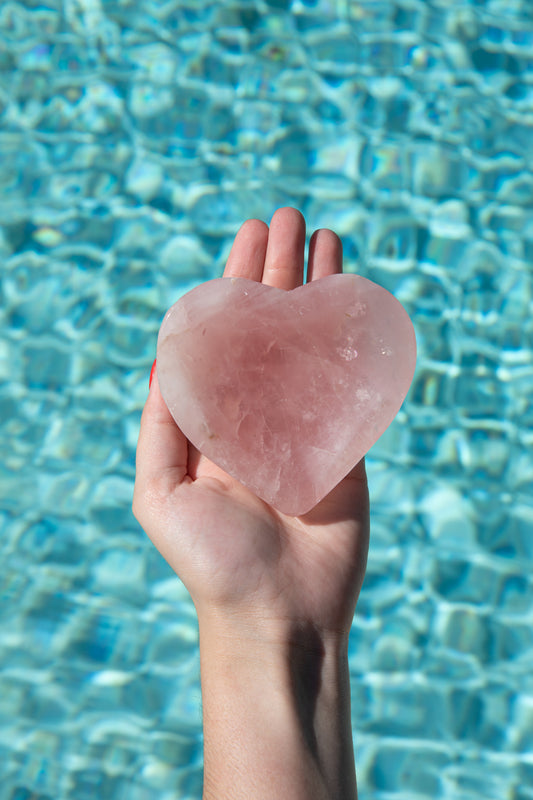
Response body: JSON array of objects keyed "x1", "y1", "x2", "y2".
[
  {"x1": 133, "y1": 207, "x2": 369, "y2": 799},
  {"x1": 133, "y1": 206, "x2": 369, "y2": 638}
]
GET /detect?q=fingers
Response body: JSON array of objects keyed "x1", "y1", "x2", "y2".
[
  {"x1": 262, "y1": 207, "x2": 306, "y2": 290},
  {"x1": 223, "y1": 218, "x2": 269, "y2": 280},
  {"x1": 133, "y1": 364, "x2": 189, "y2": 523},
  {"x1": 223, "y1": 208, "x2": 341, "y2": 291},
  {"x1": 307, "y1": 228, "x2": 343, "y2": 281}
]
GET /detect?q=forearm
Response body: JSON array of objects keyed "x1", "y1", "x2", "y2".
[{"x1": 199, "y1": 613, "x2": 357, "y2": 800}]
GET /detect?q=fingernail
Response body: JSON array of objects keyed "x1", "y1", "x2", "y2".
[{"x1": 149, "y1": 359, "x2": 156, "y2": 388}]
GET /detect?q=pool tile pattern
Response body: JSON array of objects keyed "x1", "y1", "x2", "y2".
[{"x1": 1, "y1": 1, "x2": 533, "y2": 798}]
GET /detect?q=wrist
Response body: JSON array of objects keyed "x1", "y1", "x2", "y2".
[
  {"x1": 198, "y1": 611, "x2": 356, "y2": 800},
  {"x1": 199, "y1": 602, "x2": 346, "y2": 643}
]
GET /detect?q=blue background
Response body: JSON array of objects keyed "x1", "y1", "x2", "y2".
[{"x1": 1, "y1": 1, "x2": 533, "y2": 798}]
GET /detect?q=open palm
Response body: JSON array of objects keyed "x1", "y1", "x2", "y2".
[{"x1": 133, "y1": 208, "x2": 369, "y2": 640}]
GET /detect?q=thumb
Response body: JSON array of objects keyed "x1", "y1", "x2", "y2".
[{"x1": 133, "y1": 361, "x2": 189, "y2": 525}]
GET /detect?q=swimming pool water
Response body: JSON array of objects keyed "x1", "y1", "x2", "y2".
[{"x1": 1, "y1": 1, "x2": 533, "y2": 798}]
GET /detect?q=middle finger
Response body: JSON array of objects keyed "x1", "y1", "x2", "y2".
[{"x1": 262, "y1": 207, "x2": 306, "y2": 290}]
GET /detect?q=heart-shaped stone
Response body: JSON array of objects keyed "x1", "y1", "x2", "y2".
[{"x1": 157, "y1": 274, "x2": 416, "y2": 515}]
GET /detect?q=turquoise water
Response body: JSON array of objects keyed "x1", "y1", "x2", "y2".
[{"x1": 1, "y1": 0, "x2": 533, "y2": 798}]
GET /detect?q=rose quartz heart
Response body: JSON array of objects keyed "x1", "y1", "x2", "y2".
[{"x1": 157, "y1": 274, "x2": 416, "y2": 515}]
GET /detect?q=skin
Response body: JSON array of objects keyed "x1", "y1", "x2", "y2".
[{"x1": 133, "y1": 207, "x2": 370, "y2": 800}]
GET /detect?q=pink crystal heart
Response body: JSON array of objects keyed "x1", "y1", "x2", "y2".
[{"x1": 157, "y1": 274, "x2": 416, "y2": 515}]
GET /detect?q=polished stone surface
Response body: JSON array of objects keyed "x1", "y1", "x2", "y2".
[{"x1": 157, "y1": 275, "x2": 416, "y2": 514}]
